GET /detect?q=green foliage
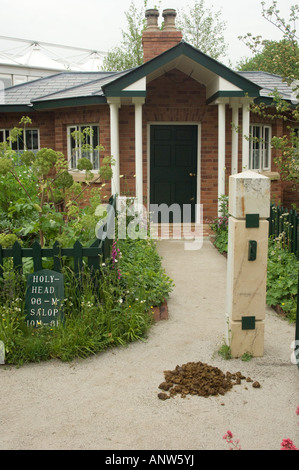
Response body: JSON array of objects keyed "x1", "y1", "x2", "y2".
[
  {"x1": 0, "y1": 117, "x2": 114, "y2": 248},
  {"x1": 266, "y1": 236, "x2": 298, "y2": 322},
  {"x1": 237, "y1": 39, "x2": 299, "y2": 79},
  {"x1": 117, "y1": 237, "x2": 174, "y2": 308},
  {"x1": 0, "y1": 233, "x2": 19, "y2": 248},
  {"x1": 237, "y1": 1, "x2": 299, "y2": 191},
  {"x1": 0, "y1": 237, "x2": 174, "y2": 365},
  {"x1": 209, "y1": 195, "x2": 229, "y2": 254},
  {"x1": 218, "y1": 343, "x2": 232, "y2": 360},
  {"x1": 177, "y1": 0, "x2": 228, "y2": 60},
  {"x1": 102, "y1": 0, "x2": 148, "y2": 71},
  {"x1": 102, "y1": 0, "x2": 228, "y2": 71}
]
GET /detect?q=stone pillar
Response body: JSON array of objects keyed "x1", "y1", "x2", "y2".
[{"x1": 226, "y1": 170, "x2": 270, "y2": 357}]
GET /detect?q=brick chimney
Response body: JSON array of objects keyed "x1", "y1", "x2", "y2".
[{"x1": 142, "y1": 9, "x2": 183, "y2": 63}]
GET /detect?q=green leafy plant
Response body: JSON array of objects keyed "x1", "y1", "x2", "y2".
[
  {"x1": 0, "y1": 117, "x2": 113, "y2": 248},
  {"x1": 0, "y1": 235, "x2": 174, "y2": 365},
  {"x1": 210, "y1": 195, "x2": 229, "y2": 254},
  {"x1": 266, "y1": 235, "x2": 298, "y2": 322},
  {"x1": 218, "y1": 342, "x2": 232, "y2": 360}
]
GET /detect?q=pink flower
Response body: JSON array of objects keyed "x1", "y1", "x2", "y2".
[
  {"x1": 223, "y1": 430, "x2": 233, "y2": 439},
  {"x1": 280, "y1": 438, "x2": 298, "y2": 450},
  {"x1": 223, "y1": 430, "x2": 241, "y2": 450}
]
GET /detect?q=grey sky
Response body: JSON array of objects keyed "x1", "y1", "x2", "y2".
[{"x1": 0, "y1": 0, "x2": 296, "y2": 67}]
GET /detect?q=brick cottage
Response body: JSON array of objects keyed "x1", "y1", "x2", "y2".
[{"x1": 0, "y1": 8, "x2": 297, "y2": 223}]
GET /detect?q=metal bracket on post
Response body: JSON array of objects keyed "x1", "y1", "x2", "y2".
[
  {"x1": 248, "y1": 240, "x2": 257, "y2": 261},
  {"x1": 246, "y1": 214, "x2": 260, "y2": 228}
]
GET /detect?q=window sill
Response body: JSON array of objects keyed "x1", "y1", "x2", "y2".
[{"x1": 69, "y1": 171, "x2": 101, "y2": 183}]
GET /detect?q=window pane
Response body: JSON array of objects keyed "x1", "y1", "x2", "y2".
[
  {"x1": 252, "y1": 126, "x2": 260, "y2": 169},
  {"x1": 263, "y1": 127, "x2": 270, "y2": 169},
  {"x1": 11, "y1": 131, "x2": 24, "y2": 152},
  {"x1": 25, "y1": 129, "x2": 39, "y2": 151},
  {"x1": 69, "y1": 127, "x2": 77, "y2": 169},
  {"x1": 68, "y1": 125, "x2": 100, "y2": 170},
  {"x1": 93, "y1": 150, "x2": 99, "y2": 170}
]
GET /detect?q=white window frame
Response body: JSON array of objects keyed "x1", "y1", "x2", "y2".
[
  {"x1": 67, "y1": 124, "x2": 100, "y2": 172},
  {"x1": 0, "y1": 128, "x2": 40, "y2": 154},
  {"x1": 249, "y1": 124, "x2": 271, "y2": 171}
]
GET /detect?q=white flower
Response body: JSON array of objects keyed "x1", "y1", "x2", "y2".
[{"x1": 119, "y1": 298, "x2": 123, "y2": 303}]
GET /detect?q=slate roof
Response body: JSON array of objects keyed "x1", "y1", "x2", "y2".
[
  {"x1": 238, "y1": 71, "x2": 298, "y2": 104},
  {"x1": 1, "y1": 71, "x2": 118, "y2": 106},
  {"x1": 0, "y1": 44, "x2": 297, "y2": 109}
]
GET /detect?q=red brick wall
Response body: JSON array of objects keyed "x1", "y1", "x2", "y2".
[
  {"x1": 0, "y1": 81, "x2": 293, "y2": 220},
  {"x1": 0, "y1": 107, "x2": 112, "y2": 200},
  {"x1": 142, "y1": 30, "x2": 183, "y2": 63}
]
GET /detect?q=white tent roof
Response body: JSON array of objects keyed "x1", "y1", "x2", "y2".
[
  {"x1": 17, "y1": 43, "x2": 66, "y2": 70},
  {"x1": 80, "y1": 52, "x2": 105, "y2": 71}
]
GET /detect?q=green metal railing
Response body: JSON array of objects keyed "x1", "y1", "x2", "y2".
[{"x1": 268, "y1": 203, "x2": 299, "y2": 259}]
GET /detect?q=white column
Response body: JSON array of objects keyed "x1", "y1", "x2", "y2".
[
  {"x1": 133, "y1": 98, "x2": 145, "y2": 207},
  {"x1": 231, "y1": 104, "x2": 239, "y2": 175},
  {"x1": 108, "y1": 98, "x2": 121, "y2": 195},
  {"x1": 242, "y1": 101, "x2": 250, "y2": 171},
  {"x1": 218, "y1": 101, "x2": 226, "y2": 215}
]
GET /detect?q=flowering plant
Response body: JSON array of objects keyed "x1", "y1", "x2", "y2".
[
  {"x1": 223, "y1": 430, "x2": 241, "y2": 450},
  {"x1": 223, "y1": 406, "x2": 299, "y2": 450}
]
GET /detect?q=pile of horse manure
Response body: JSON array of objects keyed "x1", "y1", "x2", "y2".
[{"x1": 157, "y1": 361, "x2": 260, "y2": 400}]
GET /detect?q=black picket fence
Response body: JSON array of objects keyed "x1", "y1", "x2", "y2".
[
  {"x1": 0, "y1": 195, "x2": 116, "y2": 279},
  {"x1": 268, "y1": 203, "x2": 299, "y2": 259}
]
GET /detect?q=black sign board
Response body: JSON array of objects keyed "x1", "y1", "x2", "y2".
[{"x1": 25, "y1": 269, "x2": 64, "y2": 327}]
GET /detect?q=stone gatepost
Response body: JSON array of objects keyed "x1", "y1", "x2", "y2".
[{"x1": 226, "y1": 170, "x2": 270, "y2": 357}]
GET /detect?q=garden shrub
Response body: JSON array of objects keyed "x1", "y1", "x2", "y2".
[
  {"x1": 0, "y1": 237, "x2": 174, "y2": 365},
  {"x1": 266, "y1": 236, "x2": 298, "y2": 322}
]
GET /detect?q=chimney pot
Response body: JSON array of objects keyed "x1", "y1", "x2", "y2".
[
  {"x1": 145, "y1": 8, "x2": 159, "y2": 31},
  {"x1": 162, "y1": 9, "x2": 177, "y2": 30}
]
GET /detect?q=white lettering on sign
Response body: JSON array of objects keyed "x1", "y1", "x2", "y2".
[
  {"x1": 32, "y1": 275, "x2": 55, "y2": 283},
  {"x1": 25, "y1": 269, "x2": 64, "y2": 328}
]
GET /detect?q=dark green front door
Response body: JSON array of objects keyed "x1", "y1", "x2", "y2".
[{"x1": 150, "y1": 125, "x2": 198, "y2": 223}]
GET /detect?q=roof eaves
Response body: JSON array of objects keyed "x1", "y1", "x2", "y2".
[
  {"x1": 31, "y1": 95, "x2": 107, "y2": 110},
  {"x1": 0, "y1": 104, "x2": 34, "y2": 112},
  {"x1": 102, "y1": 41, "x2": 261, "y2": 97}
]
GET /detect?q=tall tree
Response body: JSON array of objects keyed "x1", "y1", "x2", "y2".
[
  {"x1": 176, "y1": 0, "x2": 228, "y2": 60},
  {"x1": 237, "y1": 39, "x2": 299, "y2": 79},
  {"x1": 238, "y1": 1, "x2": 299, "y2": 82},
  {"x1": 238, "y1": 1, "x2": 299, "y2": 192},
  {"x1": 102, "y1": 1, "x2": 148, "y2": 71},
  {"x1": 102, "y1": 0, "x2": 228, "y2": 71}
]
